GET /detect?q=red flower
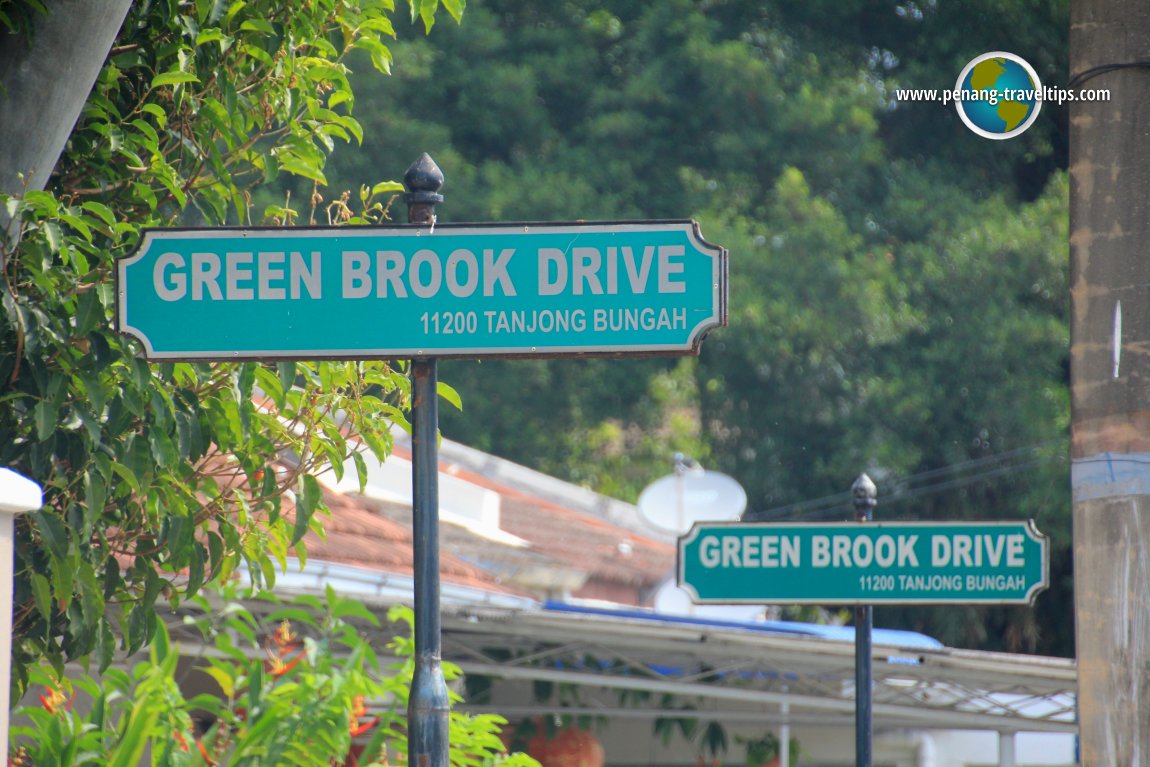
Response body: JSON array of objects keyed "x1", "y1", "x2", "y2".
[
  {"x1": 38, "y1": 687, "x2": 70, "y2": 714},
  {"x1": 265, "y1": 652, "x2": 303, "y2": 677},
  {"x1": 264, "y1": 620, "x2": 303, "y2": 677},
  {"x1": 348, "y1": 695, "x2": 380, "y2": 737},
  {"x1": 197, "y1": 738, "x2": 215, "y2": 765}
]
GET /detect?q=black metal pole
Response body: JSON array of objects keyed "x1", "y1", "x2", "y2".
[
  {"x1": 405, "y1": 153, "x2": 450, "y2": 767},
  {"x1": 852, "y1": 473, "x2": 876, "y2": 767}
]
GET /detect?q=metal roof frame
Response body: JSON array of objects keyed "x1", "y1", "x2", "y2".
[
  {"x1": 436, "y1": 602, "x2": 1076, "y2": 735},
  {"x1": 193, "y1": 561, "x2": 1075, "y2": 737}
]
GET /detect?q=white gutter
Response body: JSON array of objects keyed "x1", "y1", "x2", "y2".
[{"x1": 258, "y1": 558, "x2": 538, "y2": 611}]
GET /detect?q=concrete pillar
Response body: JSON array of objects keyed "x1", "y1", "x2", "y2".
[
  {"x1": 778, "y1": 700, "x2": 790, "y2": 767},
  {"x1": 998, "y1": 732, "x2": 1015, "y2": 767},
  {"x1": 0, "y1": 0, "x2": 133, "y2": 258},
  {"x1": 0, "y1": 469, "x2": 42, "y2": 755},
  {"x1": 1069, "y1": 0, "x2": 1150, "y2": 763}
]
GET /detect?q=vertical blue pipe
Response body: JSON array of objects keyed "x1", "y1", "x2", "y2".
[
  {"x1": 854, "y1": 602, "x2": 873, "y2": 767},
  {"x1": 852, "y1": 473, "x2": 876, "y2": 767},
  {"x1": 405, "y1": 153, "x2": 449, "y2": 767},
  {"x1": 409, "y1": 358, "x2": 450, "y2": 767}
]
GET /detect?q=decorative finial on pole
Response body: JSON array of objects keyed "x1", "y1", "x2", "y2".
[
  {"x1": 851, "y1": 473, "x2": 877, "y2": 521},
  {"x1": 404, "y1": 153, "x2": 444, "y2": 226}
]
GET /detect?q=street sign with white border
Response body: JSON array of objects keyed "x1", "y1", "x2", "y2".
[
  {"x1": 116, "y1": 220, "x2": 727, "y2": 361},
  {"x1": 677, "y1": 520, "x2": 1049, "y2": 605}
]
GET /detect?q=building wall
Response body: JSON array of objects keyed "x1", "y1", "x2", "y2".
[{"x1": 476, "y1": 680, "x2": 1077, "y2": 767}]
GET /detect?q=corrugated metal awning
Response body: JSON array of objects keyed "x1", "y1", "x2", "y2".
[{"x1": 438, "y1": 600, "x2": 1076, "y2": 734}]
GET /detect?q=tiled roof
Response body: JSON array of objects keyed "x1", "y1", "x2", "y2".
[
  {"x1": 333, "y1": 478, "x2": 674, "y2": 603},
  {"x1": 292, "y1": 484, "x2": 514, "y2": 595},
  {"x1": 377, "y1": 444, "x2": 675, "y2": 598},
  {"x1": 353, "y1": 495, "x2": 586, "y2": 595},
  {"x1": 290, "y1": 434, "x2": 676, "y2": 605},
  {"x1": 497, "y1": 495, "x2": 674, "y2": 591}
]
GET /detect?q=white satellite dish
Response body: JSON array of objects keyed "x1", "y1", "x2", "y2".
[{"x1": 637, "y1": 469, "x2": 747, "y2": 535}]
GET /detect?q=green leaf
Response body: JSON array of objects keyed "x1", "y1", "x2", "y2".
[
  {"x1": 702, "y1": 722, "x2": 728, "y2": 757},
  {"x1": 129, "y1": 118, "x2": 160, "y2": 149},
  {"x1": 277, "y1": 361, "x2": 297, "y2": 400},
  {"x1": 29, "y1": 572, "x2": 52, "y2": 621},
  {"x1": 151, "y1": 70, "x2": 200, "y2": 88},
  {"x1": 152, "y1": 164, "x2": 188, "y2": 208},
  {"x1": 353, "y1": 36, "x2": 393, "y2": 76},
  {"x1": 142, "y1": 568, "x2": 164, "y2": 610},
  {"x1": 206, "y1": 531, "x2": 225, "y2": 581},
  {"x1": 109, "y1": 459, "x2": 142, "y2": 494},
  {"x1": 202, "y1": 665, "x2": 236, "y2": 698},
  {"x1": 105, "y1": 683, "x2": 161, "y2": 767},
  {"x1": 185, "y1": 542, "x2": 205, "y2": 597},
  {"x1": 254, "y1": 365, "x2": 285, "y2": 410},
  {"x1": 80, "y1": 201, "x2": 116, "y2": 227},
  {"x1": 331, "y1": 598, "x2": 380, "y2": 625},
  {"x1": 96, "y1": 618, "x2": 116, "y2": 671},
  {"x1": 409, "y1": 0, "x2": 440, "y2": 31},
  {"x1": 139, "y1": 103, "x2": 167, "y2": 124},
  {"x1": 357, "y1": 16, "x2": 396, "y2": 36},
  {"x1": 239, "y1": 17, "x2": 275, "y2": 35},
  {"x1": 33, "y1": 400, "x2": 55, "y2": 441},
  {"x1": 58, "y1": 213, "x2": 92, "y2": 242},
  {"x1": 351, "y1": 449, "x2": 368, "y2": 493},
  {"x1": 238, "y1": 42, "x2": 274, "y2": 66},
  {"x1": 34, "y1": 510, "x2": 70, "y2": 562},
  {"x1": 83, "y1": 471, "x2": 106, "y2": 537},
  {"x1": 372, "y1": 180, "x2": 405, "y2": 196},
  {"x1": 165, "y1": 511, "x2": 194, "y2": 569},
  {"x1": 292, "y1": 474, "x2": 321, "y2": 545},
  {"x1": 77, "y1": 560, "x2": 105, "y2": 633},
  {"x1": 437, "y1": 381, "x2": 463, "y2": 410},
  {"x1": 74, "y1": 288, "x2": 103, "y2": 336},
  {"x1": 42, "y1": 220, "x2": 62, "y2": 253},
  {"x1": 195, "y1": 28, "x2": 228, "y2": 48},
  {"x1": 441, "y1": 0, "x2": 465, "y2": 22},
  {"x1": 147, "y1": 427, "x2": 179, "y2": 468},
  {"x1": 263, "y1": 606, "x2": 315, "y2": 626},
  {"x1": 275, "y1": 152, "x2": 328, "y2": 185}
]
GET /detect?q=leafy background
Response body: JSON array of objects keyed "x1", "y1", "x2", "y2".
[
  {"x1": 313, "y1": 0, "x2": 1072, "y2": 655},
  {"x1": 0, "y1": 0, "x2": 1073, "y2": 700},
  {"x1": 0, "y1": 0, "x2": 462, "y2": 692}
]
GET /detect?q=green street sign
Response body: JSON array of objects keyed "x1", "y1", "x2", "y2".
[
  {"x1": 677, "y1": 521, "x2": 1049, "y2": 605},
  {"x1": 115, "y1": 221, "x2": 727, "y2": 360}
]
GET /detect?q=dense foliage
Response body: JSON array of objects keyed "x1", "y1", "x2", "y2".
[
  {"x1": 0, "y1": 0, "x2": 1073, "y2": 676},
  {"x1": 11, "y1": 587, "x2": 535, "y2": 767},
  {"x1": 0, "y1": 0, "x2": 461, "y2": 692},
  {"x1": 320, "y1": 0, "x2": 1073, "y2": 654}
]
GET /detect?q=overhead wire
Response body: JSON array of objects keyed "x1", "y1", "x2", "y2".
[{"x1": 746, "y1": 441, "x2": 1064, "y2": 522}]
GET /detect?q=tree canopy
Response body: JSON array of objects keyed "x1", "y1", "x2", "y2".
[
  {"x1": 0, "y1": 0, "x2": 461, "y2": 691},
  {"x1": 0, "y1": 0, "x2": 1074, "y2": 671},
  {"x1": 321, "y1": 0, "x2": 1072, "y2": 655}
]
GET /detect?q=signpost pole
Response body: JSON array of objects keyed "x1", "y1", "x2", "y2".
[
  {"x1": 852, "y1": 473, "x2": 876, "y2": 767},
  {"x1": 405, "y1": 154, "x2": 450, "y2": 767}
]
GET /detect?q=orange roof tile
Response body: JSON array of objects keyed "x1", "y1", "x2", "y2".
[{"x1": 287, "y1": 484, "x2": 514, "y2": 595}]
